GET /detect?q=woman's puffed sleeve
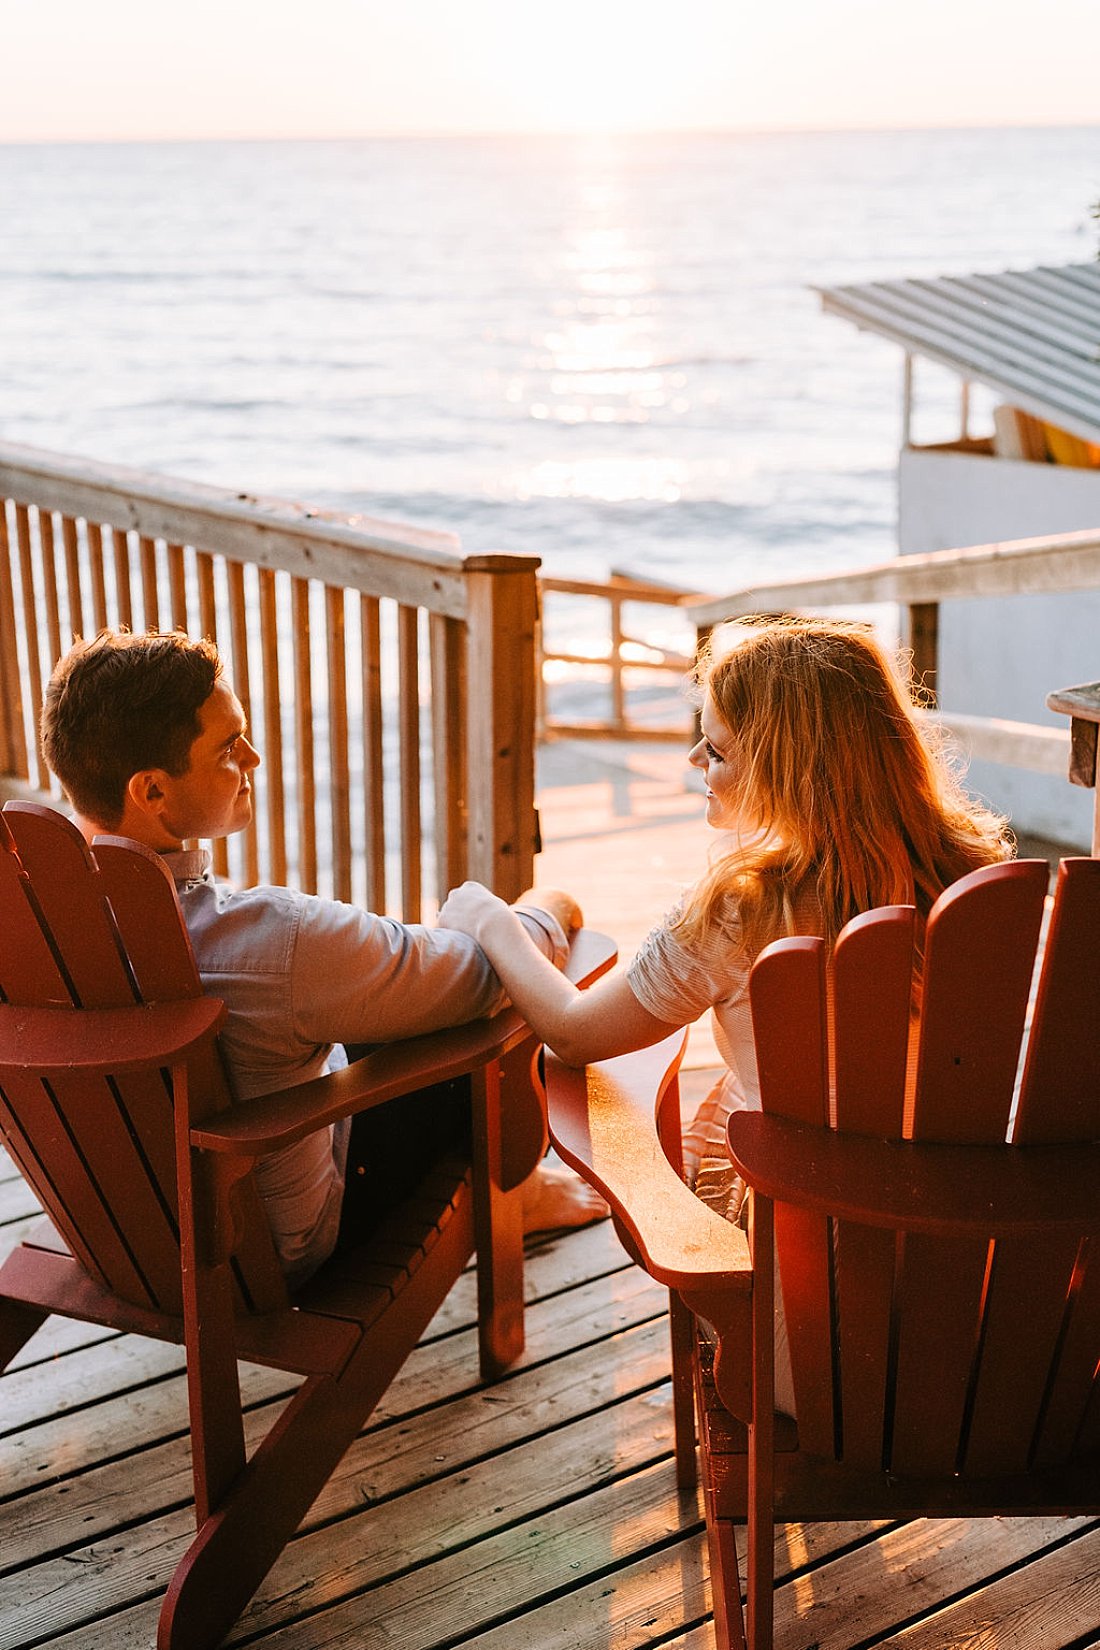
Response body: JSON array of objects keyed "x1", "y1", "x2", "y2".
[{"x1": 627, "y1": 898, "x2": 745, "y2": 1027}]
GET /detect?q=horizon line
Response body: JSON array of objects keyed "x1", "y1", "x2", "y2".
[{"x1": 3, "y1": 117, "x2": 1099, "y2": 147}]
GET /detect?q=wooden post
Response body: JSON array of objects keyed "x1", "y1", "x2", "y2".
[
  {"x1": 463, "y1": 559, "x2": 540, "y2": 902},
  {"x1": 907, "y1": 601, "x2": 938, "y2": 707},
  {"x1": 610, "y1": 588, "x2": 626, "y2": 733},
  {"x1": 1046, "y1": 682, "x2": 1100, "y2": 857}
]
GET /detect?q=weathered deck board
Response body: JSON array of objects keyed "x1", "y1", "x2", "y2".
[{"x1": 2, "y1": 1199, "x2": 1095, "y2": 1650}]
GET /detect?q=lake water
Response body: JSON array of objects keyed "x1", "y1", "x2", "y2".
[{"x1": 3, "y1": 126, "x2": 1098, "y2": 603}]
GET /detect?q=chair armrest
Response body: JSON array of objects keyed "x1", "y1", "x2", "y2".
[
  {"x1": 727, "y1": 1111, "x2": 1100, "y2": 1237},
  {"x1": 191, "y1": 927, "x2": 618, "y2": 1158},
  {"x1": 0, "y1": 996, "x2": 226, "y2": 1071},
  {"x1": 546, "y1": 1033, "x2": 753, "y2": 1293}
]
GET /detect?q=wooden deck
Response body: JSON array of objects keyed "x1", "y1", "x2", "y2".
[
  {"x1": 2, "y1": 1137, "x2": 1099, "y2": 1650},
  {"x1": 2, "y1": 741, "x2": 1098, "y2": 1648}
]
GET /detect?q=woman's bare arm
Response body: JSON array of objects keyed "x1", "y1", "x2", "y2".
[{"x1": 438, "y1": 881, "x2": 680, "y2": 1066}]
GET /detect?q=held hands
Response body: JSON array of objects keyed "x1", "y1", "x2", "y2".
[
  {"x1": 438, "y1": 881, "x2": 583, "y2": 945},
  {"x1": 437, "y1": 881, "x2": 511, "y2": 946}
]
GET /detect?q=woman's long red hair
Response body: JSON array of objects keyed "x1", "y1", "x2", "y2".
[{"x1": 673, "y1": 618, "x2": 1011, "y2": 957}]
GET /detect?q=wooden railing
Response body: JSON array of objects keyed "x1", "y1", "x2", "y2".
[
  {"x1": 686, "y1": 527, "x2": 1100, "y2": 781},
  {"x1": 537, "y1": 570, "x2": 702, "y2": 741},
  {"x1": 0, "y1": 443, "x2": 540, "y2": 913}
]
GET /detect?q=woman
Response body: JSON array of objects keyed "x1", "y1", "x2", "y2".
[{"x1": 439, "y1": 618, "x2": 1011, "y2": 1361}]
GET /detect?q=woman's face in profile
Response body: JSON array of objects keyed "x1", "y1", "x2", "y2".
[{"x1": 688, "y1": 694, "x2": 745, "y2": 832}]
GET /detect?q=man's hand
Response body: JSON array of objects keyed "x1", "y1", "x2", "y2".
[{"x1": 515, "y1": 886, "x2": 583, "y2": 936}]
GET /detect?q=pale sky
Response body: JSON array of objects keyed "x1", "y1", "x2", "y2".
[{"x1": 2, "y1": 0, "x2": 1099, "y2": 141}]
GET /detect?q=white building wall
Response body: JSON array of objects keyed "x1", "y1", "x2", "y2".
[{"x1": 898, "y1": 446, "x2": 1100, "y2": 847}]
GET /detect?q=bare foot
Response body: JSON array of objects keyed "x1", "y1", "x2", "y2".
[{"x1": 523, "y1": 1150, "x2": 609, "y2": 1236}]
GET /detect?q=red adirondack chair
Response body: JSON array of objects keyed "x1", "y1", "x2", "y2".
[
  {"x1": 546, "y1": 858, "x2": 1100, "y2": 1649},
  {"x1": 0, "y1": 800, "x2": 614, "y2": 1650}
]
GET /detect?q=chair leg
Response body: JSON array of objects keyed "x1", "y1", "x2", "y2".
[
  {"x1": 161, "y1": 1178, "x2": 477, "y2": 1650},
  {"x1": 0, "y1": 1298, "x2": 47, "y2": 1371},
  {"x1": 704, "y1": 1493, "x2": 747, "y2": 1650},
  {"x1": 471, "y1": 1063, "x2": 526, "y2": 1379},
  {"x1": 669, "y1": 1289, "x2": 698, "y2": 1489}
]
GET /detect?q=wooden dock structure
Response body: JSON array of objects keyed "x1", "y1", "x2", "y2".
[{"x1": 2, "y1": 739, "x2": 1098, "y2": 1648}]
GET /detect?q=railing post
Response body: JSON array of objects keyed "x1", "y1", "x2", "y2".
[
  {"x1": 906, "y1": 601, "x2": 938, "y2": 706},
  {"x1": 1046, "y1": 682, "x2": 1100, "y2": 857},
  {"x1": 610, "y1": 588, "x2": 626, "y2": 734},
  {"x1": 463, "y1": 558, "x2": 540, "y2": 902}
]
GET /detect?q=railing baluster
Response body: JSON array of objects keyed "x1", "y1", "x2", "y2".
[
  {"x1": 168, "y1": 543, "x2": 188, "y2": 632},
  {"x1": 398, "y1": 604, "x2": 422, "y2": 920},
  {"x1": 39, "y1": 510, "x2": 62, "y2": 672},
  {"x1": 196, "y1": 551, "x2": 217, "y2": 643},
  {"x1": 62, "y1": 516, "x2": 86, "y2": 641},
  {"x1": 112, "y1": 526, "x2": 133, "y2": 631},
  {"x1": 140, "y1": 534, "x2": 159, "y2": 632},
  {"x1": 292, "y1": 576, "x2": 317, "y2": 894},
  {"x1": 225, "y1": 558, "x2": 257, "y2": 885},
  {"x1": 190, "y1": 553, "x2": 227, "y2": 877},
  {"x1": 610, "y1": 588, "x2": 625, "y2": 733},
  {"x1": 0, "y1": 504, "x2": 26, "y2": 779},
  {"x1": 326, "y1": 585, "x2": 351, "y2": 904},
  {"x1": 89, "y1": 521, "x2": 109, "y2": 633},
  {"x1": 15, "y1": 505, "x2": 47, "y2": 789},
  {"x1": 259, "y1": 567, "x2": 287, "y2": 886},
  {"x1": 360, "y1": 594, "x2": 386, "y2": 914},
  {"x1": 430, "y1": 612, "x2": 467, "y2": 904}
]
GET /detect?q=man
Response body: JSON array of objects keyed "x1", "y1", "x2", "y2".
[{"x1": 41, "y1": 628, "x2": 602, "y2": 1287}]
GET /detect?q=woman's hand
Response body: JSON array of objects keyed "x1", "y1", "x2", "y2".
[{"x1": 437, "y1": 880, "x2": 510, "y2": 945}]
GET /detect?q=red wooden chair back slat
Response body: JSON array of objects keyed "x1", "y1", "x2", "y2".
[
  {"x1": 750, "y1": 937, "x2": 834, "y2": 1452},
  {"x1": 749, "y1": 937, "x2": 828, "y2": 1128},
  {"x1": 961, "y1": 1232, "x2": 1085, "y2": 1475},
  {"x1": 93, "y1": 836, "x2": 205, "y2": 1003},
  {"x1": 832, "y1": 904, "x2": 915, "y2": 1138},
  {"x1": 0, "y1": 813, "x2": 73, "y2": 1005},
  {"x1": 891, "y1": 861, "x2": 1050, "y2": 1476},
  {"x1": 0, "y1": 1066, "x2": 155, "y2": 1303},
  {"x1": 2, "y1": 804, "x2": 137, "y2": 1008},
  {"x1": 1033, "y1": 1245, "x2": 1100, "y2": 1465},
  {"x1": 910, "y1": 860, "x2": 1048, "y2": 1144},
  {"x1": 1014, "y1": 857, "x2": 1100, "y2": 1143},
  {"x1": 830, "y1": 906, "x2": 917, "y2": 1468}
]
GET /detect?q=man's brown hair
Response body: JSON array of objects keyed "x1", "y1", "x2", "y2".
[{"x1": 41, "y1": 629, "x2": 222, "y2": 827}]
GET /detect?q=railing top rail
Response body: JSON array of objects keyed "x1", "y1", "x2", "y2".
[
  {"x1": 541, "y1": 572, "x2": 711, "y2": 606},
  {"x1": 0, "y1": 442, "x2": 538, "y2": 619},
  {"x1": 685, "y1": 525, "x2": 1100, "y2": 627}
]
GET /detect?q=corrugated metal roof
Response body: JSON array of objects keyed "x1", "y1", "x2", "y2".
[{"x1": 817, "y1": 262, "x2": 1100, "y2": 446}]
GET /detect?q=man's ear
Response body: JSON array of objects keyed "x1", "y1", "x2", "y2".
[{"x1": 124, "y1": 769, "x2": 167, "y2": 820}]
